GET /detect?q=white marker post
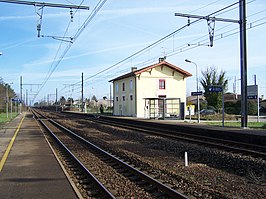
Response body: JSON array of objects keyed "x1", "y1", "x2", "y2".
[{"x1": 185, "y1": 152, "x2": 188, "y2": 167}]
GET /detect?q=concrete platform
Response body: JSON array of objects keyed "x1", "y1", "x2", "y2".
[{"x1": 0, "y1": 112, "x2": 78, "y2": 199}]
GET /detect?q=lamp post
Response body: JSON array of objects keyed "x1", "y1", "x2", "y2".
[
  {"x1": 5, "y1": 84, "x2": 8, "y2": 118},
  {"x1": 5, "y1": 83, "x2": 13, "y2": 118},
  {"x1": 185, "y1": 59, "x2": 200, "y2": 123}
]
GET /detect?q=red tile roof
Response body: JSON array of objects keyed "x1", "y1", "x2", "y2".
[{"x1": 109, "y1": 61, "x2": 192, "y2": 82}]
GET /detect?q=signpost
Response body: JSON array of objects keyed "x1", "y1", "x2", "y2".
[
  {"x1": 247, "y1": 85, "x2": 259, "y2": 122},
  {"x1": 191, "y1": 91, "x2": 203, "y2": 96}
]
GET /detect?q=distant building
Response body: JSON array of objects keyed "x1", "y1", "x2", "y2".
[{"x1": 109, "y1": 59, "x2": 192, "y2": 118}]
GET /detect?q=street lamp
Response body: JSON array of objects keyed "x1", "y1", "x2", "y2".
[
  {"x1": 0, "y1": 52, "x2": 3, "y2": 56},
  {"x1": 185, "y1": 59, "x2": 200, "y2": 123},
  {"x1": 5, "y1": 82, "x2": 13, "y2": 119}
]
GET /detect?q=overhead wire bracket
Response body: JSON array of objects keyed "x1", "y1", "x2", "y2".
[
  {"x1": 175, "y1": 12, "x2": 239, "y2": 47},
  {"x1": 0, "y1": 0, "x2": 90, "y2": 38},
  {"x1": 35, "y1": 5, "x2": 44, "y2": 37},
  {"x1": 207, "y1": 18, "x2": 215, "y2": 47}
]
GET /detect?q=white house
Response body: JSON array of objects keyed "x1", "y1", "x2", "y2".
[{"x1": 109, "y1": 59, "x2": 192, "y2": 119}]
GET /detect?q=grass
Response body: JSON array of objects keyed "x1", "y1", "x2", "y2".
[
  {"x1": 0, "y1": 112, "x2": 18, "y2": 125},
  {"x1": 205, "y1": 121, "x2": 266, "y2": 129}
]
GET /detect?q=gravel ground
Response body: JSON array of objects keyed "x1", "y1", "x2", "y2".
[{"x1": 53, "y1": 116, "x2": 266, "y2": 199}]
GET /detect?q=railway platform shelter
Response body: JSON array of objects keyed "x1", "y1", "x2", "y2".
[
  {"x1": 144, "y1": 97, "x2": 184, "y2": 120},
  {"x1": 0, "y1": 112, "x2": 80, "y2": 199}
]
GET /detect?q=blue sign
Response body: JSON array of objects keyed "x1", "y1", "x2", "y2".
[
  {"x1": 191, "y1": 91, "x2": 203, "y2": 96},
  {"x1": 247, "y1": 85, "x2": 258, "y2": 99},
  {"x1": 11, "y1": 98, "x2": 21, "y2": 103},
  {"x1": 247, "y1": 95, "x2": 257, "y2": 99},
  {"x1": 208, "y1": 86, "x2": 223, "y2": 92}
]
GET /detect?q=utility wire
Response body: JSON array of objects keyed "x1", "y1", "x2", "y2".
[
  {"x1": 77, "y1": 1, "x2": 240, "y2": 85},
  {"x1": 58, "y1": 1, "x2": 242, "y2": 97},
  {"x1": 33, "y1": 0, "x2": 108, "y2": 102},
  {"x1": 59, "y1": 1, "x2": 265, "y2": 99},
  {"x1": 71, "y1": 13, "x2": 266, "y2": 97}
]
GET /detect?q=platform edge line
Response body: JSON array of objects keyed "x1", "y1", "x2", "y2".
[{"x1": 0, "y1": 114, "x2": 25, "y2": 172}]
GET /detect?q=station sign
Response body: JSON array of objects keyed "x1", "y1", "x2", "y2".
[
  {"x1": 208, "y1": 86, "x2": 223, "y2": 93},
  {"x1": 11, "y1": 98, "x2": 21, "y2": 103},
  {"x1": 247, "y1": 85, "x2": 258, "y2": 99},
  {"x1": 247, "y1": 95, "x2": 257, "y2": 99},
  {"x1": 191, "y1": 91, "x2": 203, "y2": 96}
]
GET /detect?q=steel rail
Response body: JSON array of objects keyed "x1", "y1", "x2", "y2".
[
  {"x1": 48, "y1": 118, "x2": 189, "y2": 199},
  {"x1": 91, "y1": 117, "x2": 266, "y2": 159},
  {"x1": 44, "y1": 110, "x2": 266, "y2": 159},
  {"x1": 33, "y1": 109, "x2": 189, "y2": 198},
  {"x1": 32, "y1": 111, "x2": 116, "y2": 199}
]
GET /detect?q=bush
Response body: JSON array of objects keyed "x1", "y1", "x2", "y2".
[
  {"x1": 248, "y1": 101, "x2": 257, "y2": 115},
  {"x1": 224, "y1": 100, "x2": 258, "y2": 115},
  {"x1": 224, "y1": 101, "x2": 240, "y2": 115}
]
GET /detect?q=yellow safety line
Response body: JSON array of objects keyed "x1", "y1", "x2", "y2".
[{"x1": 0, "y1": 114, "x2": 25, "y2": 172}]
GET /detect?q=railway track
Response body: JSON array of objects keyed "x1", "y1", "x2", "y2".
[
  {"x1": 32, "y1": 110, "x2": 189, "y2": 199},
  {"x1": 89, "y1": 116, "x2": 266, "y2": 159},
  {"x1": 50, "y1": 110, "x2": 266, "y2": 160}
]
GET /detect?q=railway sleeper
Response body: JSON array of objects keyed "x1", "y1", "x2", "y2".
[
  {"x1": 86, "y1": 190, "x2": 99, "y2": 197},
  {"x1": 136, "y1": 179, "x2": 149, "y2": 186},
  {"x1": 144, "y1": 184, "x2": 157, "y2": 192}
]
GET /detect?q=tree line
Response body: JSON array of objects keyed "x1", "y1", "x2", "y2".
[{"x1": 0, "y1": 78, "x2": 17, "y2": 113}]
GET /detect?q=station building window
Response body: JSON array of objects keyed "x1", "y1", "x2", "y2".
[
  {"x1": 122, "y1": 82, "x2": 125, "y2": 91},
  {"x1": 130, "y1": 80, "x2": 133, "y2": 91},
  {"x1": 115, "y1": 83, "x2": 118, "y2": 93},
  {"x1": 159, "y1": 79, "x2": 166, "y2": 89}
]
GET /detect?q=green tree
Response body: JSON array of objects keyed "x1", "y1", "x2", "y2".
[
  {"x1": 67, "y1": 97, "x2": 74, "y2": 105},
  {"x1": 59, "y1": 96, "x2": 66, "y2": 106},
  {"x1": 0, "y1": 81, "x2": 16, "y2": 112},
  {"x1": 200, "y1": 66, "x2": 228, "y2": 111}
]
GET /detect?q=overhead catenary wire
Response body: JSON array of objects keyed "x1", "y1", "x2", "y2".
[
  {"x1": 57, "y1": 0, "x2": 246, "y2": 98},
  {"x1": 58, "y1": 1, "x2": 265, "y2": 100},
  {"x1": 33, "y1": 0, "x2": 108, "y2": 102},
  {"x1": 44, "y1": 0, "x2": 234, "y2": 97},
  {"x1": 79, "y1": 2, "x2": 240, "y2": 84}
]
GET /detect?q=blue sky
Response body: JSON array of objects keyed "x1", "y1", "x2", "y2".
[{"x1": 0, "y1": 0, "x2": 265, "y2": 105}]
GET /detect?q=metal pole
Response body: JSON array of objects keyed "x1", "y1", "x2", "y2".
[
  {"x1": 110, "y1": 84, "x2": 112, "y2": 113},
  {"x1": 6, "y1": 85, "x2": 8, "y2": 118},
  {"x1": 56, "y1": 88, "x2": 58, "y2": 103},
  {"x1": 10, "y1": 98, "x2": 12, "y2": 118},
  {"x1": 26, "y1": 89, "x2": 28, "y2": 106},
  {"x1": 254, "y1": 75, "x2": 260, "y2": 122},
  {"x1": 257, "y1": 88, "x2": 260, "y2": 123},
  {"x1": 81, "y1": 72, "x2": 84, "y2": 112},
  {"x1": 56, "y1": 88, "x2": 58, "y2": 112},
  {"x1": 185, "y1": 59, "x2": 200, "y2": 123},
  {"x1": 194, "y1": 61, "x2": 200, "y2": 123},
  {"x1": 20, "y1": 76, "x2": 22, "y2": 114},
  {"x1": 222, "y1": 88, "x2": 225, "y2": 127},
  {"x1": 239, "y1": 0, "x2": 248, "y2": 128}
]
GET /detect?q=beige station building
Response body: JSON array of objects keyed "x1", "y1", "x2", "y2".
[{"x1": 109, "y1": 59, "x2": 192, "y2": 119}]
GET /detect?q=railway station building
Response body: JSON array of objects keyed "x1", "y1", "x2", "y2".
[{"x1": 109, "y1": 59, "x2": 192, "y2": 119}]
